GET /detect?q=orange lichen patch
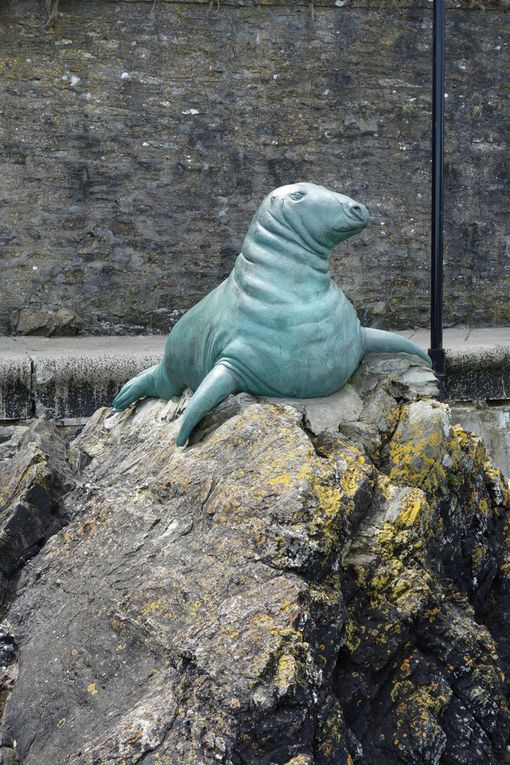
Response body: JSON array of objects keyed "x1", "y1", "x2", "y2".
[
  {"x1": 391, "y1": 677, "x2": 450, "y2": 726},
  {"x1": 311, "y1": 474, "x2": 343, "y2": 520},
  {"x1": 337, "y1": 445, "x2": 369, "y2": 496},
  {"x1": 275, "y1": 653, "x2": 297, "y2": 694},
  {"x1": 219, "y1": 625, "x2": 241, "y2": 640},
  {"x1": 471, "y1": 543, "x2": 488, "y2": 569},
  {"x1": 400, "y1": 657, "x2": 412, "y2": 674},
  {"x1": 127, "y1": 728, "x2": 143, "y2": 744},
  {"x1": 267, "y1": 463, "x2": 311, "y2": 488},
  {"x1": 316, "y1": 704, "x2": 345, "y2": 760},
  {"x1": 423, "y1": 606, "x2": 440, "y2": 622},
  {"x1": 365, "y1": 554, "x2": 432, "y2": 622}
]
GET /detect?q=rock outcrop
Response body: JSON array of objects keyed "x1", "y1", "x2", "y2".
[
  {"x1": 0, "y1": 421, "x2": 73, "y2": 602},
  {"x1": 16, "y1": 306, "x2": 83, "y2": 337},
  {"x1": 1, "y1": 355, "x2": 509, "y2": 764}
]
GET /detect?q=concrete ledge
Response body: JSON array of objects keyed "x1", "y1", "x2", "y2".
[
  {"x1": 0, "y1": 340, "x2": 32, "y2": 420},
  {"x1": 1, "y1": 329, "x2": 510, "y2": 422},
  {"x1": 398, "y1": 328, "x2": 510, "y2": 402},
  {"x1": 0, "y1": 336, "x2": 165, "y2": 421},
  {"x1": 442, "y1": 345, "x2": 510, "y2": 402}
]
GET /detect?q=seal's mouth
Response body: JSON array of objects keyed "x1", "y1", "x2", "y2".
[{"x1": 333, "y1": 220, "x2": 367, "y2": 233}]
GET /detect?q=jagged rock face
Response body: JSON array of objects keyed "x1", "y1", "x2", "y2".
[
  {"x1": 1, "y1": 356, "x2": 510, "y2": 764},
  {"x1": 0, "y1": 421, "x2": 73, "y2": 601}
]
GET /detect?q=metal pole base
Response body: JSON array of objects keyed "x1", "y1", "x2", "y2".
[{"x1": 428, "y1": 347, "x2": 446, "y2": 377}]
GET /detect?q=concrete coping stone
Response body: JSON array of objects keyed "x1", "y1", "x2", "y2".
[
  {"x1": 0, "y1": 336, "x2": 165, "y2": 421},
  {"x1": 1, "y1": 329, "x2": 510, "y2": 421}
]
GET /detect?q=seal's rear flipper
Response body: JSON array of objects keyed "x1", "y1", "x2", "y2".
[
  {"x1": 176, "y1": 364, "x2": 239, "y2": 447},
  {"x1": 362, "y1": 328, "x2": 432, "y2": 367}
]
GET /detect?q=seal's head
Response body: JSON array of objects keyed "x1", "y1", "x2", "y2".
[{"x1": 257, "y1": 181, "x2": 370, "y2": 255}]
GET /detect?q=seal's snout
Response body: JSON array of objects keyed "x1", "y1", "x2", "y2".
[{"x1": 348, "y1": 201, "x2": 370, "y2": 224}]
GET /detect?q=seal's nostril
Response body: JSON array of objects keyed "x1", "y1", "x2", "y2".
[{"x1": 349, "y1": 203, "x2": 366, "y2": 221}]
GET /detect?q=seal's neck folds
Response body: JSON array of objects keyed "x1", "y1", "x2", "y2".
[{"x1": 233, "y1": 214, "x2": 332, "y2": 303}]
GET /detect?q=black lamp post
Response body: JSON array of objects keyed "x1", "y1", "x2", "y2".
[{"x1": 429, "y1": 0, "x2": 446, "y2": 376}]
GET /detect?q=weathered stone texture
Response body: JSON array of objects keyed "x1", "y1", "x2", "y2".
[
  {"x1": 0, "y1": 0, "x2": 508, "y2": 335},
  {"x1": 31, "y1": 345, "x2": 163, "y2": 418},
  {"x1": 451, "y1": 401, "x2": 510, "y2": 477},
  {"x1": 1, "y1": 355, "x2": 510, "y2": 763},
  {"x1": 0, "y1": 420, "x2": 72, "y2": 603},
  {"x1": 0, "y1": 343, "x2": 31, "y2": 420},
  {"x1": 0, "y1": 335, "x2": 166, "y2": 421},
  {"x1": 443, "y1": 345, "x2": 510, "y2": 402}
]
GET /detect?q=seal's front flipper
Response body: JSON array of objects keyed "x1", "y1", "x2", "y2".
[
  {"x1": 112, "y1": 364, "x2": 183, "y2": 411},
  {"x1": 176, "y1": 364, "x2": 239, "y2": 447}
]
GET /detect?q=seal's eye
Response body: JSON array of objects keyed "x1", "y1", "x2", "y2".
[{"x1": 289, "y1": 191, "x2": 306, "y2": 201}]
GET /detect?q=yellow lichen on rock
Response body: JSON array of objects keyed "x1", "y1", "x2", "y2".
[
  {"x1": 384, "y1": 401, "x2": 450, "y2": 495},
  {"x1": 275, "y1": 653, "x2": 298, "y2": 696},
  {"x1": 396, "y1": 488, "x2": 429, "y2": 528}
]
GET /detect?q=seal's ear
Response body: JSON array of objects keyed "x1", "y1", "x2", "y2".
[{"x1": 270, "y1": 195, "x2": 277, "y2": 207}]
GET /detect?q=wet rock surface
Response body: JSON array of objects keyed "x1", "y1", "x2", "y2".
[{"x1": 1, "y1": 354, "x2": 510, "y2": 764}]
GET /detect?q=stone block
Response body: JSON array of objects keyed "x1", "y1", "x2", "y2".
[
  {"x1": 32, "y1": 349, "x2": 163, "y2": 419},
  {"x1": 0, "y1": 342, "x2": 31, "y2": 420},
  {"x1": 444, "y1": 345, "x2": 510, "y2": 402},
  {"x1": 451, "y1": 402, "x2": 510, "y2": 477}
]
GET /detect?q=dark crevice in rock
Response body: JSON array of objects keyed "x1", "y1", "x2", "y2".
[
  {"x1": 3, "y1": 526, "x2": 60, "y2": 606},
  {"x1": 300, "y1": 424, "x2": 324, "y2": 458}
]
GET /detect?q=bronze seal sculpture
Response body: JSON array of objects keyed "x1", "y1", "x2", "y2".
[{"x1": 113, "y1": 182, "x2": 431, "y2": 445}]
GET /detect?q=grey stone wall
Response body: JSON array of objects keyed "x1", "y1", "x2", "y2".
[{"x1": 0, "y1": 0, "x2": 508, "y2": 335}]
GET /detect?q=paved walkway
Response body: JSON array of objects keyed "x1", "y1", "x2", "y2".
[
  {"x1": 0, "y1": 334, "x2": 166, "y2": 357},
  {"x1": 399, "y1": 326, "x2": 510, "y2": 348},
  {"x1": 3, "y1": 326, "x2": 510, "y2": 359},
  {"x1": 1, "y1": 328, "x2": 510, "y2": 421}
]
